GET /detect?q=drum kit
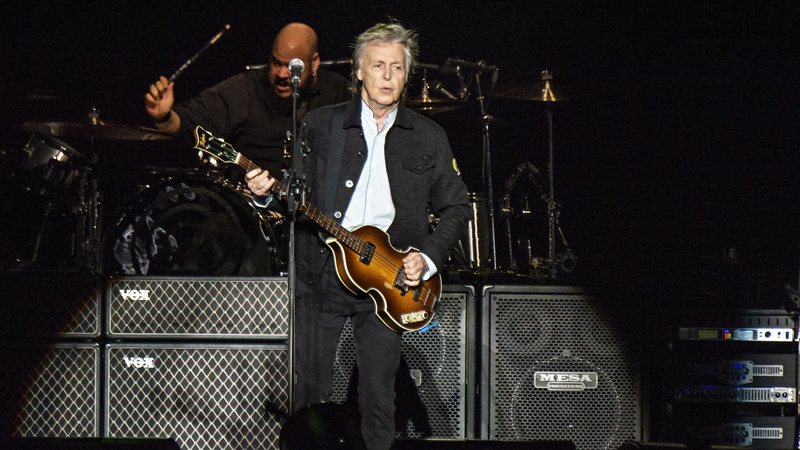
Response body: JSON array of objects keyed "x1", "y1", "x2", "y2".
[
  {"x1": 1, "y1": 114, "x2": 287, "y2": 276},
  {"x1": 1, "y1": 62, "x2": 576, "y2": 281},
  {"x1": 415, "y1": 65, "x2": 578, "y2": 281}
]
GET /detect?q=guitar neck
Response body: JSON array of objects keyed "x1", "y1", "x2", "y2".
[{"x1": 235, "y1": 153, "x2": 367, "y2": 254}]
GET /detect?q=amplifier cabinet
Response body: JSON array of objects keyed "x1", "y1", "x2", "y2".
[
  {"x1": 106, "y1": 277, "x2": 288, "y2": 339},
  {"x1": 481, "y1": 285, "x2": 642, "y2": 450},
  {"x1": 331, "y1": 285, "x2": 477, "y2": 440},
  {"x1": 0, "y1": 272, "x2": 100, "y2": 338},
  {"x1": 105, "y1": 343, "x2": 289, "y2": 450},
  {"x1": 0, "y1": 343, "x2": 99, "y2": 438}
]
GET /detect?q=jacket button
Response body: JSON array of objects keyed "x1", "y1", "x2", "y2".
[
  {"x1": 345, "y1": 180, "x2": 354, "y2": 188},
  {"x1": 320, "y1": 248, "x2": 326, "y2": 254},
  {"x1": 357, "y1": 151, "x2": 365, "y2": 158},
  {"x1": 334, "y1": 211, "x2": 342, "y2": 219}
]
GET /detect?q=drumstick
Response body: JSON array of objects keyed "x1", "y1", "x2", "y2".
[{"x1": 168, "y1": 23, "x2": 231, "y2": 83}]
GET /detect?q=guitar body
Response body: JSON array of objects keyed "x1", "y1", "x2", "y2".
[{"x1": 325, "y1": 225, "x2": 441, "y2": 333}]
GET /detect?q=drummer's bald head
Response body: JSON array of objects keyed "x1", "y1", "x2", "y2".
[{"x1": 273, "y1": 22, "x2": 318, "y2": 57}]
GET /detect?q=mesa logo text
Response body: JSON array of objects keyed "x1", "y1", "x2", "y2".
[{"x1": 534, "y1": 372, "x2": 598, "y2": 391}]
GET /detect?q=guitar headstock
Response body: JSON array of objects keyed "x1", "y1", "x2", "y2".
[{"x1": 193, "y1": 126, "x2": 239, "y2": 167}]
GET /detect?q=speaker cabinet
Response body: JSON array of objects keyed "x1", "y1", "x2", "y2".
[
  {"x1": 0, "y1": 344, "x2": 99, "y2": 438},
  {"x1": 0, "y1": 438, "x2": 180, "y2": 449},
  {"x1": 331, "y1": 285, "x2": 477, "y2": 439},
  {"x1": 105, "y1": 343, "x2": 289, "y2": 450},
  {"x1": 106, "y1": 277, "x2": 288, "y2": 339},
  {"x1": 0, "y1": 272, "x2": 100, "y2": 338},
  {"x1": 481, "y1": 285, "x2": 641, "y2": 450}
]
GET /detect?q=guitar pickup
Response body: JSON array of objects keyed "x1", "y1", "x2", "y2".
[
  {"x1": 394, "y1": 268, "x2": 409, "y2": 295},
  {"x1": 360, "y1": 242, "x2": 375, "y2": 264}
]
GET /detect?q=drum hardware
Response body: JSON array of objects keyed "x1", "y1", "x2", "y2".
[
  {"x1": 17, "y1": 120, "x2": 174, "y2": 141},
  {"x1": 469, "y1": 60, "x2": 501, "y2": 272},
  {"x1": 74, "y1": 158, "x2": 102, "y2": 273},
  {"x1": 15, "y1": 108, "x2": 124, "y2": 273},
  {"x1": 499, "y1": 193, "x2": 518, "y2": 271},
  {"x1": 497, "y1": 70, "x2": 576, "y2": 279},
  {"x1": 405, "y1": 63, "x2": 469, "y2": 114}
]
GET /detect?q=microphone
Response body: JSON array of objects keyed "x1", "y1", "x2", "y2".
[
  {"x1": 289, "y1": 58, "x2": 305, "y2": 86},
  {"x1": 446, "y1": 57, "x2": 498, "y2": 73},
  {"x1": 429, "y1": 80, "x2": 459, "y2": 101}
]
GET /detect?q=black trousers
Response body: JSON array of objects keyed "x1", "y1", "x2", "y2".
[{"x1": 293, "y1": 260, "x2": 402, "y2": 450}]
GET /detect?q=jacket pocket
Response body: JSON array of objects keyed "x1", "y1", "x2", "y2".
[{"x1": 400, "y1": 154, "x2": 436, "y2": 174}]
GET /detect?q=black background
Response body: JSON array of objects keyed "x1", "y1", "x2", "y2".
[{"x1": 2, "y1": 1, "x2": 800, "y2": 308}]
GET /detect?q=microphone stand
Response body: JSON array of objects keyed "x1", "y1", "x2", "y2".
[{"x1": 286, "y1": 76, "x2": 304, "y2": 412}]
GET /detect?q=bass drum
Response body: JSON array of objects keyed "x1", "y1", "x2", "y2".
[{"x1": 103, "y1": 175, "x2": 286, "y2": 276}]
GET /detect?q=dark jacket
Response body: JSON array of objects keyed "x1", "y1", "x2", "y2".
[{"x1": 294, "y1": 96, "x2": 471, "y2": 286}]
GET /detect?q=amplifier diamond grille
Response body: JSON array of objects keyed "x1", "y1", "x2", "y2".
[
  {"x1": 106, "y1": 344, "x2": 289, "y2": 450},
  {"x1": 0, "y1": 344, "x2": 99, "y2": 437},
  {"x1": 108, "y1": 278, "x2": 288, "y2": 338}
]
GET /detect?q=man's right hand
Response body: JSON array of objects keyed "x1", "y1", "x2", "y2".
[{"x1": 144, "y1": 76, "x2": 177, "y2": 130}]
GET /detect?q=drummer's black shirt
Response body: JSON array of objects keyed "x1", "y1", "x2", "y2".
[{"x1": 174, "y1": 68, "x2": 350, "y2": 176}]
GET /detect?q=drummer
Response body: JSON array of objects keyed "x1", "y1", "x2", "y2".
[{"x1": 144, "y1": 22, "x2": 350, "y2": 176}]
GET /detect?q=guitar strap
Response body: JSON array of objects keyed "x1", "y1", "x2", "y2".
[{"x1": 322, "y1": 107, "x2": 347, "y2": 216}]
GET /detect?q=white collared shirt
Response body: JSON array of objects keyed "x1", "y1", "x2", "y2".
[{"x1": 341, "y1": 100, "x2": 398, "y2": 231}]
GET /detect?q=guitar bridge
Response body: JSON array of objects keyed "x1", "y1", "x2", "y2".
[{"x1": 360, "y1": 242, "x2": 375, "y2": 264}]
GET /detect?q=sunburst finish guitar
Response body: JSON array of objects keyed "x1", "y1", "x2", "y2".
[{"x1": 193, "y1": 126, "x2": 440, "y2": 332}]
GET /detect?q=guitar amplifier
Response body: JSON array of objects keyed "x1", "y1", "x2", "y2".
[
  {"x1": 0, "y1": 343, "x2": 99, "y2": 438},
  {"x1": 105, "y1": 343, "x2": 289, "y2": 450},
  {"x1": 481, "y1": 285, "x2": 642, "y2": 450},
  {"x1": 106, "y1": 277, "x2": 288, "y2": 339},
  {"x1": 0, "y1": 271, "x2": 100, "y2": 338},
  {"x1": 331, "y1": 285, "x2": 477, "y2": 440}
]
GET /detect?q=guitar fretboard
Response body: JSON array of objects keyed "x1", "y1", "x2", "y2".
[{"x1": 236, "y1": 154, "x2": 368, "y2": 255}]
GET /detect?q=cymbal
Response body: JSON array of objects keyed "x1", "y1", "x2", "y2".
[
  {"x1": 494, "y1": 70, "x2": 567, "y2": 102},
  {"x1": 405, "y1": 96, "x2": 465, "y2": 114},
  {"x1": 17, "y1": 121, "x2": 174, "y2": 141}
]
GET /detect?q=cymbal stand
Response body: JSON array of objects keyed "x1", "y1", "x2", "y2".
[
  {"x1": 545, "y1": 107, "x2": 556, "y2": 278},
  {"x1": 473, "y1": 70, "x2": 500, "y2": 272},
  {"x1": 543, "y1": 105, "x2": 576, "y2": 278},
  {"x1": 74, "y1": 108, "x2": 103, "y2": 274}
]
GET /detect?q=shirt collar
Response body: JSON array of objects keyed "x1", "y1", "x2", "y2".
[{"x1": 360, "y1": 99, "x2": 398, "y2": 131}]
